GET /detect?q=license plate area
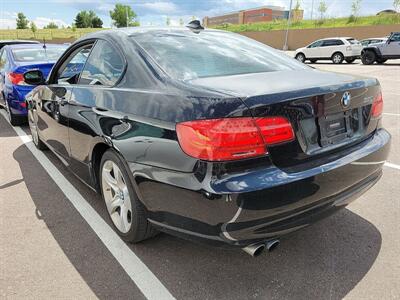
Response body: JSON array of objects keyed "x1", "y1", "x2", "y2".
[{"x1": 318, "y1": 111, "x2": 353, "y2": 147}]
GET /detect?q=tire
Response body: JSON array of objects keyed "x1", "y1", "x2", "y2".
[
  {"x1": 295, "y1": 53, "x2": 306, "y2": 63},
  {"x1": 310, "y1": 59, "x2": 317, "y2": 64},
  {"x1": 345, "y1": 58, "x2": 356, "y2": 64},
  {"x1": 376, "y1": 58, "x2": 387, "y2": 64},
  {"x1": 361, "y1": 50, "x2": 376, "y2": 65},
  {"x1": 100, "y1": 149, "x2": 157, "y2": 243},
  {"x1": 5, "y1": 100, "x2": 22, "y2": 126},
  {"x1": 332, "y1": 52, "x2": 344, "y2": 64},
  {"x1": 28, "y1": 109, "x2": 47, "y2": 150}
]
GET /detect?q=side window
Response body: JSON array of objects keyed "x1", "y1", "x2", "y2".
[
  {"x1": 78, "y1": 40, "x2": 124, "y2": 86},
  {"x1": 390, "y1": 33, "x2": 400, "y2": 42},
  {"x1": 57, "y1": 45, "x2": 93, "y2": 84},
  {"x1": 308, "y1": 40, "x2": 323, "y2": 48},
  {"x1": 0, "y1": 50, "x2": 8, "y2": 70}
]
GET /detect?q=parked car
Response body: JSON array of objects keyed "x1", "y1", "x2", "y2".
[
  {"x1": 361, "y1": 32, "x2": 400, "y2": 65},
  {"x1": 0, "y1": 39, "x2": 40, "y2": 50},
  {"x1": 360, "y1": 37, "x2": 388, "y2": 47},
  {"x1": 25, "y1": 28, "x2": 390, "y2": 256},
  {"x1": 0, "y1": 43, "x2": 67, "y2": 125},
  {"x1": 295, "y1": 37, "x2": 363, "y2": 64}
]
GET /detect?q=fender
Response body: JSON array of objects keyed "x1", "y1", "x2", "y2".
[{"x1": 362, "y1": 46, "x2": 383, "y2": 59}]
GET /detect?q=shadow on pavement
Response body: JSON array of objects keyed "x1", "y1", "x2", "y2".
[{"x1": 12, "y1": 137, "x2": 382, "y2": 300}]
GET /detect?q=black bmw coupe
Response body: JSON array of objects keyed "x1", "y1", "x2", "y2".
[{"x1": 24, "y1": 26, "x2": 390, "y2": 256}]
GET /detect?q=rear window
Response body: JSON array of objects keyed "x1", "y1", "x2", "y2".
[
  {"x1": 12, "y1": 47, "x2": 66, "y2": 62},
  {"x1": 347, "y1": 38, "x2": 360, "y2": 45},
  {"x1": 132, "y1": 30, "x2": 307, "y2": 80}
]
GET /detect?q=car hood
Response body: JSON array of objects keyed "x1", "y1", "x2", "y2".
[
  {"x1": 294, "y1": 47, "x2": 306, "y2": 54},
  {"x1": 186, "y1": 69, "x2": 378, "y2": 99}
]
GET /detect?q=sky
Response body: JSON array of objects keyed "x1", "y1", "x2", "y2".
[{"x1": 0, "y1": 0, "x2": 397, "y2": 29}]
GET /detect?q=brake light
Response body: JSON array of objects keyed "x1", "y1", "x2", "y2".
[
  {"x1": 371, "y1": 92, "x2": 383, "y2": 118},
  {"x1": 7, "y1": 72, "x2": 25, "y2": 85},
  {"x1": 176, "y1": 117, "x2": 294, "y2": 161}
]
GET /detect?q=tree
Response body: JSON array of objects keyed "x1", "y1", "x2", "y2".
[
  {"x1": 394, "y1": 0, "x2": 400, "y2": 12},
  {"x1": 16, "y1": 13, "x2": 29, "y2": 29},
  {"x1": 91, "y1": 16, "x2": 103, "y2": 28},
  {"x1": 318, "y1": 1, "x2": 327, "y2": 20},
  {"x1": 74, "y1": 10, "x2": 103, "y2": 28},
  {"x1": 109, "y1": 4, "x2": 139, "y2": 28},
  {"x1": 44, "y1": 22, "x2": 58, "y2": 29},
  {"x1": 30, "y1": 21, "x2": 37, "y2": 33},
  {"x1": 294, "y1": 0, "x2": 301, "y2": 11},
  {"x1": 351, "y1": 0, "x2": 362, "y2": 20},
  {"x1": 166, "y1": 17, "x2": 171, "y2": 26},
  {"x1": 179, "y1": 18, "x2": 184, "y2": 26}
]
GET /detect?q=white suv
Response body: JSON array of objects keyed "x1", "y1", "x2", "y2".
[{"x1": 295, "y1": 37, "x2": 363, "y2": 64}]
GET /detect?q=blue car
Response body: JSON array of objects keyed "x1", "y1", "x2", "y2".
[{"x1": 0, "y1": 43, "x2": 67, "y2": 125}]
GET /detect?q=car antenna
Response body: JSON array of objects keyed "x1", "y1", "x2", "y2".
[
  {"x1": 43, "y1": 38, "x2": 48, "y2": 60},
  {"x1": 186, "y1": 20, "x2": 204, "y2": 34}
]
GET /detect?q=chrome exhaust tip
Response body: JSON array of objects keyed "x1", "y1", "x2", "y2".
[
  {"x1": 242, "y1": 243, "x2": 266, "y2": 257},
  {"x1": 266, "y1": 239, "x2": 280, "y2": 252}
]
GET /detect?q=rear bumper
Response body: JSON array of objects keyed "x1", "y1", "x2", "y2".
[
  {"x1": 5, "y1": 84, "x2": 32, "y2": 116},
  {"x1": 131, "y1": 129, "x2": 391, "y2": 247}
]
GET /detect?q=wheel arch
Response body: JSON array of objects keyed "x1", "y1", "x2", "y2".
[
  {"x1": 331, "y1": 51, "x2": 344, "y2": 59},
  {"x1": 361, "y1": 47, "x2": 382, "y2": 58}
]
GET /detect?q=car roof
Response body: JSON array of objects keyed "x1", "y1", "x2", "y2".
[
  {"x1": 319, "y1": 37, "x2": 353, "y2": 40},
  {"x1": 0, "y1": 39, "x2": 40, "y2": 44},
  {"x1": 6, "y1": 43, "x2": 67, "y2": 50}
]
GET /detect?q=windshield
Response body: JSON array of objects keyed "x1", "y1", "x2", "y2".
[
  {"x1": 132, "y1": 30, "x2": 307, "y2": 80},
  {"x1": 12, "y1": 47, "x2": 67, "y2": 62}
]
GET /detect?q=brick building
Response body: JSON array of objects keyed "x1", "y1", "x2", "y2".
[{"x1": 203, "y1": 6, "x2": 304, "y2": 27}]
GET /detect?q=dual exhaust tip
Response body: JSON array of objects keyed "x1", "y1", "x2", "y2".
[{"x1": 242, "y1": 239, "x2": 280, "y2": 257}]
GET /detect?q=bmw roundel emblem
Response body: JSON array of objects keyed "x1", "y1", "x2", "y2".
[{"x1": 341, "y1": 91, "x2": 351, "y2": 108}]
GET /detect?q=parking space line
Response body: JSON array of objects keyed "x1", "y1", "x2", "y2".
[
  {"x1": 0, "y1": 111, "x2": 175, "y2": 300},
  {"x1": 383, "y1": 113, "x2": 400, "y2": 117},
  {"x1": 385, "y1": 162, "x2": 400, "y2": 171}
]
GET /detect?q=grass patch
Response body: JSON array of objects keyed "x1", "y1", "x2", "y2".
[
  {"x1": 0, "y1": 28, "x2": 104, "y2": 41},
  {"x1": 212, "y1": 14, "x2": 400, "y2": 32}
]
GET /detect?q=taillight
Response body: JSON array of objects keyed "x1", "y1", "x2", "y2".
[
  {"x1": 176, "y1": 117, "x2": 294, "y2": 161},
  {"x1": 371, "y1": 92, "x2": 383, "y2": 118},
  {"x1": 7, "y1": 72, "x2": 25, "y2": 85}
]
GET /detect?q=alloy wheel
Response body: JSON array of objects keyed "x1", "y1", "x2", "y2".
[
  {"x1": 101, "y1": 160, "x2": 132, "y2": 233},
  {"x1": 333, "y1": 54, "x2": 343, "y2": 64}
]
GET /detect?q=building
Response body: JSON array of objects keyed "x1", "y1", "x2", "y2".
[{"x1": 203, "y1": 6, "x2": 304, "y2": 27}]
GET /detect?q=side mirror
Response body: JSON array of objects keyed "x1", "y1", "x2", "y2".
[{"x1": 23, "y1": 70, "x2": 46, "y2": 85}]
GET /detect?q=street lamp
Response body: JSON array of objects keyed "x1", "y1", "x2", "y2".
[{"x1": 283, "y1": 0, "x2": 293, "y2": 50}]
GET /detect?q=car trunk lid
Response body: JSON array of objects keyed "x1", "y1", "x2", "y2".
[{"x1": 188, "y1": 69, "x2": 381, "y2": 169}]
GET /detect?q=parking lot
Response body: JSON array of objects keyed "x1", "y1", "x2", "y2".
[{"x1": 0, "y1": 60, "x2": 399, "y2": 300}]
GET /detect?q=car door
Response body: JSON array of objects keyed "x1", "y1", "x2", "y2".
[
  {"x1": 0, "y1": 49, "x2": 8, "y2": 106},
  {"x1": 320, "y1": 39, "x2": 344, "y2": 58},
  {"x1": 67, "y1": 39, "x2": 126, "y2": 184},
  {"x1": 36, "y1": 43, "x2": 94, "y2": 160},
  {"x1": 381, "y1": 33, "x2": 400, "y2": 56},
  {"x1": 305, "y1": 40, "x2": 323, "y2": 58}
]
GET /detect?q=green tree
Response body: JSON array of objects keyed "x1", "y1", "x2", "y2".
[
  {"x1": 294, "y1": 0, "x2": 301, "y2": 10},
  {"x1": 166, "y1": 16, "x2": 171, "y2": 26},
  {"x1": 74, "y1": 10, "x2": 102, "y2": 28},
  {"x1": 109, "y1": 4, "x2": 139, "y2": 28},
  {"x1": 318, "y1": 1, "x2": 327, "y2": 20},
  {"x1": 91, "y1": 16, "x2": 103, "y2": 28},
  {"x1": 30, "y1": 21, "x2": 37, "y2": 33},
  {"x1": 351, "y1": 0, "x2": 362, "y2": 20},
  {"x1": 179, "y1": 18, "x2": 184, "y2": 26},
  {"x1": 44, "y1": 22, "x2": 58, "y2": 29},
  {"x1": 394, "y1": 0, "x2": 400, "y2": 12},
  {"x1": 16, "y1": 12, "x2": 29, "y2": 29}
]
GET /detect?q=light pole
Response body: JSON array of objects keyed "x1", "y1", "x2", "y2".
[
  {"x1": 126, "y1": 6, "x2": 129, "y2": 27},
  {"x1": 311, "y1": 0, "x2": 315, "y2": 20},
  {"x1": 283, "y1": 0, "x2": 293, "y2": 50}
]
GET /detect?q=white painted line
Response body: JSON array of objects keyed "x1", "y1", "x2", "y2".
[
  {"x1": 385, "y1": 162, "x2": 400, "y2": 171},
  {"x1": 383, "y1": 113, "x2": 400, "y2": 117},
  {"x1": 0, "y1": 110, "x2": 175, "y2": 300}
]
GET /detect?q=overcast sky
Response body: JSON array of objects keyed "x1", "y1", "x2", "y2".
[{"x1": 0, "y1": 0, "x2": 397, "y2": 29}]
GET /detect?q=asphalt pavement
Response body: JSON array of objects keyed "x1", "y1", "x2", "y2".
[{"x1": 1, "y1": 60, "x2": 399, "y2": 300}]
